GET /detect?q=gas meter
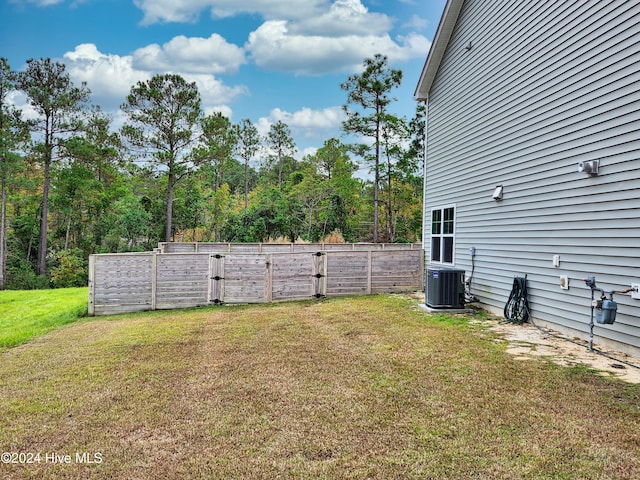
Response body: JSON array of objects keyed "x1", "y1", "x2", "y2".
[{"x1": 594, "y1": 296, "x2": 617, "y2": 325}]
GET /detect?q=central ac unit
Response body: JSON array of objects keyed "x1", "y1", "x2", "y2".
[{"x1": 426, "y1": 268, "x2": 465, "y2": 309}]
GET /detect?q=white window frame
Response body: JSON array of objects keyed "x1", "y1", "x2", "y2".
[{"x1": 429, "y1": 204, "x2": 456, "y2": 265}]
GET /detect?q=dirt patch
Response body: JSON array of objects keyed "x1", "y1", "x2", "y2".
[
  {"x1": 404, "y1": 291, "x2": 640, "y2": 383},
  {"x1": 480, "y1": 318, "x2": 640, "y2": 384}
]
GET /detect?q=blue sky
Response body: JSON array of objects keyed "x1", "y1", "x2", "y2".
[{"x1": 1, "y1": 0, "x2": 447, "y2": 158}]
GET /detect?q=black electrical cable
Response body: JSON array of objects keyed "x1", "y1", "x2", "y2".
[
  {"x1": 503, "y1": 276, "x2": 530, "y2": 324},
  {"x1": 465, "y1": 253, "x2": 479, "y2": 303}
]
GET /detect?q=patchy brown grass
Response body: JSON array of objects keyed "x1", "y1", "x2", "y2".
[{"x1": 0, "y1": 295, "x2": 638, "y2": 479}]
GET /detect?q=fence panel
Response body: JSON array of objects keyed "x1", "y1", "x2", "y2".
[
  {"x1": 155, "y1": 254, "x2": 210, "y2": 310},
  {"x1": 371, "y1": 250, "x2": 422, "y2": 293},
  {"x1": 325, "y1": 251, "x2": 370, "y2": 296},
  {"x1": 89, "y1": 253, "x2": 154, "y2": 315},
  {"x1": 89, "y1": 246, "x2": 423, "y2": 315},
  {"x1": 222, "y1": 254, "x2": 269, "y2": 304},
  {"x1": 271, "y1": 253, "x2": 315, "y2": 301}
]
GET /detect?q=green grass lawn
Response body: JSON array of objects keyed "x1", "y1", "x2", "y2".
[
  {"x1": 0, "y1": 287, "x2": 88, "y2": 350},
  {"x1": 0, "y1": 294, "x2": 638, "y2": 479}
]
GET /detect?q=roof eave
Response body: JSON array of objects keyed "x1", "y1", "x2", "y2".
[{"x1": 414, "y1": 0, "x2": 466, "y2": 101}]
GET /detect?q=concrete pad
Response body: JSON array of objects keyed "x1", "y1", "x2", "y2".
[{"x1": 418, "y1": 304, "x2": 475, "y2": 314}]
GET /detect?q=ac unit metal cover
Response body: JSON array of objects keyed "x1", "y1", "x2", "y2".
[{"x1": 426, "y1": 268, "x2": 465, "y2": 309}]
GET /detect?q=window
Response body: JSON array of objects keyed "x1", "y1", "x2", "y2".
[{"x1": 430, "y1": 206, "x2": 455, "y2": 264}]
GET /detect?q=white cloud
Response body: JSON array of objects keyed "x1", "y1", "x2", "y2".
[
  {"x1": 389, "y1": 33, "x2": 432, "y2": 61},
  {"x1": 256, "y1": 106, "x2": 345, "y2": 146},
  {"x1": 269, "y1": 106, "x2": 345, "y2": 130},
  {"x1": 133, "y1": 0, "x2": 210, "y2": 24},
  {"x1": 403, "y1": 14, "x2": 428, "y2": 30},
  {"x1": 246, "y1": 21, "x2": 430, "y2": 75},
  {"x1": 290, "y1": 0, "x2": 391, "y2": 37},
  {"x1": 132, "y1": 0, "x2": 395, "y2": 39},
  {"x1": 134, "y1": 0, "x2": 324, "y2": 24},
  {"x1": 109, "y1": 109, "x2": 129, "y2": 133},
  {"x1": 183, "y1": 73, "x2": 247, "y2": 113},
  {"x1": 6, "y1": 90, "x2": 40, "y2": 122},
  {"x1": 131, "y1": 0, "x2": 429, "y2": 76},
  {"x1": 61, "y1": 43, "x2": 246, "y2": 114},
  {"x1": 18, "y1": 0, "x2": 64, "y2": 5},
  {"x1": 203, "y1": 104, "x2": 233, "y2": 118},
  {"x1": 132, "y1": 34, "x2": 246, "y2": 74},
  {"x1": 301, "y1": 146, "x2": 318, "y2": 158},
  {"x1": 255, "y1": 116, "x2": 272, "y2": 137},
  {"x1": 64, "y1": 44, "x2": 149, "y2": 109},
  {"x1": 133, "y1": 0, "x2": 392, "y2": 37}
]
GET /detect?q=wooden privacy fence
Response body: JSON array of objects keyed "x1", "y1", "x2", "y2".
[
  {"x1": 88, "y1": 245, "x2": 423, "y2": 316},
  {"x1": 157, "y1": 242, "x2": 421, "y2": 254}
]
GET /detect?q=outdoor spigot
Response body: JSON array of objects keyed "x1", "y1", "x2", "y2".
[{"x1": 584, "y1": 276, "x2": 596, "y2": 289}]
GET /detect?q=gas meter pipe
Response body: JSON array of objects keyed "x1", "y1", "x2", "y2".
[
  {"x1": 584, "y1": 276, "x2": 635, "y2": 351},
  {"x1": 585, "y1": 277, "x2": 604, "y2": 351}
]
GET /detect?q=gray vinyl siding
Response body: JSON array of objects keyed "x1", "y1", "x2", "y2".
[{"x1": 423, "y1": 0, "x2": 640, "y2": 355}]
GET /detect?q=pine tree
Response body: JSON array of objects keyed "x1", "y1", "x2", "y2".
[{"x1": 341, "y1": 54, "x2": 402, "y2": 242}]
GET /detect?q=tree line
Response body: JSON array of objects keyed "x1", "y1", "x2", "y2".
[{"x1": 0, "y1": 54, "x2": 425, "y2": 290}]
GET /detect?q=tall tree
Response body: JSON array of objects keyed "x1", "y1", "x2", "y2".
[
  {"x1": 407, "y1": 102, "x2": 426, "y2": 177},
  {"x1": 296, "y1": 138, "x2": 360, "y2": 241},
  {"x1": 315, "y1": 137, "x2": 345, "y2": 181},
  {"x1": 341, "y1": 54, "x2": 402, "y2": 242},
  {"x1": 266, "y1": 120, "x2": 296, "y2": 189},
  {"x1": 121, "y1": 74, "x2": 202, "y2": 242},
  {"x1": 61, "y1": 108, "x2": 125, "y2": 253},
  {"x1": 17, "y1": 58, "x2": 90, "y2": 275},
  {"x1": 0, "y1": 59, "x2": 28, "y2": 288},
  {"x1": 235, "y1": 119, "x2": 261, "y2": 209},
  {"x1": 109, "y1": 195, "x2": 152, "y2": 251},
  {"x1": 320, "y1": 139, "x2": 360, "y2": 240},
  {"x1": 194, "y1": 112, "x2": 237, "y2": 192},
  {"x1": 380, "y1": 114, "x2": 410, "y2": 241}
]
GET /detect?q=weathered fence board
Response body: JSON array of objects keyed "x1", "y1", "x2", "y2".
[
  {"x1": 155, "y1": 254, "x2": 210, "y2": 310},
  {"x1": 88, "y1": 253, "x2": 154, "y2": 315},
  {"x1": 89, "y1": 245, "x2": 423, "y2": 315},
  {"x1": 222, "y1": 254, "x2": 269, "y2": 304},
  {"x1": 159, "y1": 242, "x2": 420, "y2": 254},
  {"x1": 371, "y1": 251, "x2": 422, "y2": 294},
  {"x1": 271, "y1": 254, "x2": 314, "y2": 301},
  {"x1": 325, "y1": 251, "x2": 370, "y2": 296}
]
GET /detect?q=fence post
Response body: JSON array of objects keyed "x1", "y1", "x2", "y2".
[
  {"x1": 265, "y1": 254, "x2": 273, "y2": 302},
  {"x1": 208, "y1": 254, "x2": 225, "y2": 304},
  {"x1": 321, "y1": 252, "x2": 328, "y2": 296},
  {"x1": 311, "y1": 252, "x2": 327, "y2": 298},
  {"x1": 151, "y1": 252, "x2": 157, "y2": 310},
  {"x1": 367, "y1": 250, "x2": 372, "y2": 294},
  {"x1": 88, "y1": 255, "x2": 95, "y2": 316}
]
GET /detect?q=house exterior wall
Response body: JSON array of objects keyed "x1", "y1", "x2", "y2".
[{"x1": 422, "y1": 0, "x2": 640, "y2": 355}]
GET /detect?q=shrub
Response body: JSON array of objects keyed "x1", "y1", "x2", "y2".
[
  {"x1": 321, "y1": 229, "x2": 346, "y2": 243},
  {"x1": 6, "y1": 259, "x2": 50, "y2": 290},
  {"x1": 50, "y1": 250, "x2": 87, "y2": 288}
]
